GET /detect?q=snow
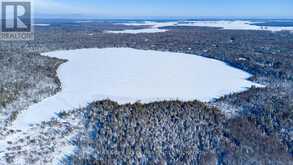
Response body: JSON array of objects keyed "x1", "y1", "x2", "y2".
[
  {"x1": 178, "y1": 21, "x2": 259, "y2": 29},
  {"x1": 0, "y1": 117, "x2": 81, "y2": 165},
  {"x1": 178, "y1": 20, "x2": 293, "y2": 31},
  {"x1": 110, "y1": 20, "x2": 293, "y2": 33},
  {"x1": 12, "y1": 48, "x2": 262, "y2": 129},
  {"x1": 106, "y1": 21, "x2": 177, "y2": 33},
  {"x1": 105, "y1": 28, "x2": 168, "y2": 34},
  {"x1": 75, "y1": 20, "x2": 93, "y2": 23},
  {"x1": 118, "y1": 21, "x2": 177, "y2": 28},
  {"x1": 34, "y1": 24, "x2": 50, "y2": 27}
]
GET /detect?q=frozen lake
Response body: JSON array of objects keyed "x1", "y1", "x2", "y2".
[
  {"x1": 13, "y1": 48, "x2": 261, "y2": 128},
  {"x1": 107, "y1": 20, "x2": 293, "y2": 33},
  {"x1": 178, "y1": 20, "x2": 293, "y2": 31},
  {"x1": 105, "y1": 28, "x2": 168, "y2": 34},
  {"x1": 105, "y1": 21, "x2": 176, "y2": 34}
]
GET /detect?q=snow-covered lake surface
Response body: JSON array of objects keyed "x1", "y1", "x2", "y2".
[
  {"x1": 105, "y1": 21, "x2": 176, "y2": 34},
  {"x1": 34, "y1": 24, "x2": 50, "y2": 27},
  {"x1": 105, "y1": 28, "x2": 168, "y2": 34},
  {"x1": 75, "y1": 20, "x2": 94, "y2": 23},
  {"x1": 13, "y1": 48, "x2": 261, "y2": 129},
  {"x1": 179, "y1": 20, "x2": 293, "y2": 31},
  {"x1": 108, "y1": 20, "x2": 293, "y2": 33}
]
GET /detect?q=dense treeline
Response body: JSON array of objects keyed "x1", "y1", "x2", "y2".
[{"x1": 65, "y1": 100, "x2": 292, "y2": 164}]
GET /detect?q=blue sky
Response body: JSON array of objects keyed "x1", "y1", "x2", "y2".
[{"x1": 34, "y1": 0, "x2": 293, "y2": 18}]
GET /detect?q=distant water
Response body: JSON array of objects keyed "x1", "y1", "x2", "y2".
[
  {"x1": 34, "y1": 19, "x2": 293, "y2": 32},
  {"x1": 107, "y1": 20, "x2": 293, "y2": 33}
]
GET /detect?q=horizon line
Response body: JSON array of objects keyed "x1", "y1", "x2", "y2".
[{"x1": 34, "y1": 15, "x2": 293, "y2": 20}]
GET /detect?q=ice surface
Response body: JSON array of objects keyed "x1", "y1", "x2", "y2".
[
  {"x1": 105, "y1": 28, "x2": 168, "y2": 34},
  {"x1": 34, "y1": 24, "x2": 50, "y2": 26},
  {"x1": 13, "y1": 48, "x2": 261, "y2": 129},
  {"x1": 110, "y1": 20, "x2": 293, "y2": 33},
  {"x1": 178, "y1": 20, "x2": 293, "y2": 31},
  {"x1": 106, "y1": 21, "x2": 177, "y2": 33},
  {"x1": 75, "y1": 20, "x2": 94, "y2": 23}
]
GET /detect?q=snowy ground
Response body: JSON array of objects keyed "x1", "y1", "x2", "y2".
[
  {"x1": 0, "y1": 48, "x2": 263, "y2": 164},
  {"x1": 107, "y1": 20, "x2": 293, "y2": 33},
  {"x1": 12, "y1": 48, "x2": 261, "y2": 129},
  {"x1": 0, "y1": 111, "x2": 82, "y2": 165}
]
